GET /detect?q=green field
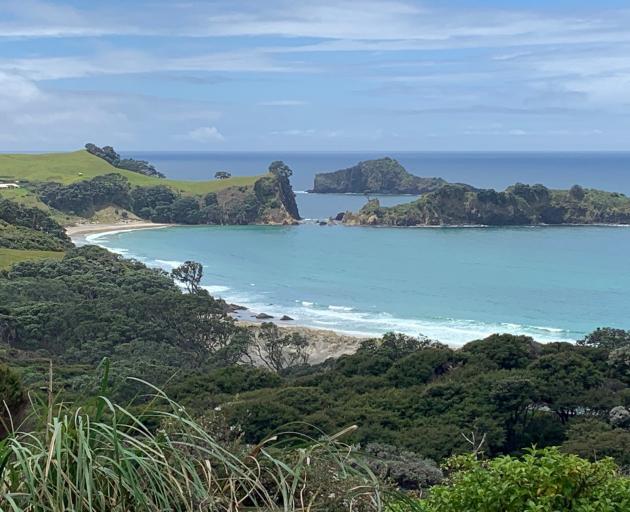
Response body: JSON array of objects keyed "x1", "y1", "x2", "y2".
[
  {"x1": 0, "y1": 248, "x2": 65, "y2": 269},
  {"x1": 0, "y1": 150, "x2": 261, "y2": 194}
]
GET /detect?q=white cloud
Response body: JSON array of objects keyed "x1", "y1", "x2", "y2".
[{"x1": 185, "y1": 126, "x2": 225, "y2": 143}]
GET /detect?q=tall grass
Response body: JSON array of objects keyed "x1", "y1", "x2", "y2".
[{"x1": 1, "y1": 377, "x2": 383, "y2": 511}]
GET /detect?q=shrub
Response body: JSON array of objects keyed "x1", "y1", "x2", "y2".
[{"x1": 425, "y1": 447, "x2": 630, "y2": 512}]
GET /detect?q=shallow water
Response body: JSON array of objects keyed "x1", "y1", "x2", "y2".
[{"x1": 86, "y1": 222, "x2": 630, "y2": 345}]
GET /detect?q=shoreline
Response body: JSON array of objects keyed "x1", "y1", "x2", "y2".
[{"x1": 66, "y1": 221, "x2": 174, "y2": 237}]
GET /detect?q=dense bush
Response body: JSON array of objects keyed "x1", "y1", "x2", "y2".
[
  {"x1": 0, "y1": 199, "x2": 71, "y2": 250},
  {"x1": 85, "y1": 142, "x2": 165, "y2": 177},
  {"x1": 38, "y1": 173, "x2": 131, "y2": 216},
  {"x1": 0, "y1": 246, "x2": 246, "y2": 401},
  {"x1": 425, "y1": 448, "x2": 630, "y2": 511}
]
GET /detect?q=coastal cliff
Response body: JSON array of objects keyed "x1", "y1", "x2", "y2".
[
  {"x1": 342, "y1": 183, "x2": 630, "y2": 226},
  {"x1": 213, "y1": 171, "x2": 300, "y2": 224},
  {"x1": 0, "y1": 150, "x2": 300, "y2": 226},
  {"x1": 311, "y1": 157, "x2": 447, "y2": 194}
]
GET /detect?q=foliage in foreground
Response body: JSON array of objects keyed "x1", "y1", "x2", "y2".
[
  {"x1": 0, "y1": 379, "x2": 382, "y2": 511},
  {"x1": 421, "y1": 448, "x2": 630, "y2": 512}
]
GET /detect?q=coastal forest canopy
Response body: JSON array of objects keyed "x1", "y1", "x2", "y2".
[{"x1": 2, "y1": 245, "x2": 629, "y2": 466}]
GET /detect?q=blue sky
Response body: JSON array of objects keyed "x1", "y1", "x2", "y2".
[{"x1": 1, "y1": 0, "x2": 630, "y2": 151}]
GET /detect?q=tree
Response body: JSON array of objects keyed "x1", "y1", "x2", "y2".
[
  {"x1": 171, "y1": 261, "x2": 203, "y2": 293},
  {"x1": 268, "y1": 160, "x2": 293, "y2": 179},
  {"x1": 569, "y1": 184, "x2": 586, "y2": 200},
  {"x1": 578, "y1": 327, "x2": 630, "y2": 351},
  {"x1": 214, "y1": 171, "x2": 232, "y2": 180},
  {"x1": 249, "y1": 322, "x2": 309, "y2": 372},
  {"x1": 529, "y1": 352, "x2": 602, "y2": 423},
  {"x1": 461, "y1": 334, "x2": 540, "y2": 370}
]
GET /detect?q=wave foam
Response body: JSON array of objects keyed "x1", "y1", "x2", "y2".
[
  {"x1": 328, "y1": 305, "x2": 354, "y2": 311},
  {"x1": 154, "y1": 259, "x2": 184, "y2": 270},
  {"x1": 203, "y1": 285, "x2": 231, "y2": 294}
]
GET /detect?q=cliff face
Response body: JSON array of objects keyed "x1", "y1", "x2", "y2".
[
  {"x1": 342, "y1": 183, "x2": 630, "y2": 226},
  {"x1": 215, "y1": 174, "x2": 300, "y2": 225},
  {"x1": 312, "y1": 157, "x2": 447, "y2": 194}
]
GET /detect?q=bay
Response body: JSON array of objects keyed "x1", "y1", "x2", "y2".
[{"x1": 86, "y1": 223, "x2": 630, "y2": 345}]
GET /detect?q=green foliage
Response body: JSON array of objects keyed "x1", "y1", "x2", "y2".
[
  {"x1": 38, "y1": 173, "x2": 131, "y2": 216},
  {"x1": 363, "y1": 443, "x2": 443, "y2": 492},
  {"x1": 0, "y1": 364, "x2": 25, "y2": 438},
  {"x1": 0, "y1": 198, "x2": 71, "y2": 250},
  {"x1": 460, "y1": 333, "x2": 539, "y2": 370},
  {"x1": 269, "y1": 160, "x2": 293, "y2": 178},
  {"x1": 0, "y1": 246, "x2": 246, "y2": 402},
  {"x1": 561, "y1": 418, "x2": 630, "y2": 467},
  {"x1": 171, "y1": 260, "x2": 203, "y2": 293},
  {"x1": 0, "y1": 149, "x2": 259, "y2": 194},
  {"x1": 249, "y1": 322, "x2": 310, "y2": 372},
  {"x1": 425, "y1": 448, "x2": 630, "y2": 512},
  {"x1": 85, "y1": 142, "x2": 165, "y2": 178},
  {"x1": 35, "y1": 168, "x2": 299, "y2": 225},
  {"x1": 578, "y1": 327, "x2": 630, "y2": 351},
  {"x1": 0, "y1": 248, "x2": 64, "y2": 270},
  {"x1": 0, "y1": 381, "x2": 383, "y2": 511},
  {"x1": 348, "y1": 182, "x2": 630, "y2": 226}
]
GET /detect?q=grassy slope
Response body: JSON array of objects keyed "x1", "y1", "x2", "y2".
[
  {"x1": 0, "y1": 150, "x2": 261, "y2": 194},
  {"x1": 0, "y1": 248, "x2": 64, "y2": 269}
]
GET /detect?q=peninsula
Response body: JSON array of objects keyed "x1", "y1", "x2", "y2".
[
  {"x1": 0, "y1": 149, "x2": 300, "y2": 226},
  {"x1": 341, "y1": 183, "x2": 630, "y2": 226}
]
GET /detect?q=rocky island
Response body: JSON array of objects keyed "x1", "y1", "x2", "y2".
[
  {"x1": 341, "y1": 183, "x2": 630, "y2": 226},
  {"x1": 311, "y1": 157, "x2": 448, "y2": 194}
]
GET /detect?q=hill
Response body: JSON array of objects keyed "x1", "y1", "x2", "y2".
[
  {"x1": 0, "y1": 150, "x2": 300, "y2": 225},
  {"x1": 311, "y1": 157, "x2": 448, "y2": 194},
  {"x1": 342, "y1": 183, "x2": 630, "y2": 226},
  {"x1": 0, "y1": 198, "x2": 70, "y2": 268},
  {"x1": 0, "y1": 150, "x2": 260, "y2": 194}
]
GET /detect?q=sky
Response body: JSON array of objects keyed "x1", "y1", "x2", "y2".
[{"x1": 1, "y1": 0, "x2": 630, "y2": 151}]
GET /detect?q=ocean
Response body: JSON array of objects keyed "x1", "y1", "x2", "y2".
[
  {"x1": 123, "y1": 150, "x2": 630, "y2": 194},
  {"x1": 88, "y1": 151, "x2": 630, "y2": 345}
]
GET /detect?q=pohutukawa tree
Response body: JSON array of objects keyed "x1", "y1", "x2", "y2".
[{"x1": 171, "y1": 261, "x2": 203, "y2": 293}]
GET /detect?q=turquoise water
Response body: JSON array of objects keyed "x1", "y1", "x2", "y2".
[{"x1": 85, "y1": 223, "x2": 630, "y2": 345}]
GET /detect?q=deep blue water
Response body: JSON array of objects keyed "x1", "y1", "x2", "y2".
[{"x1": 123, "y1": 151, "x2": 630, "y2": 194}]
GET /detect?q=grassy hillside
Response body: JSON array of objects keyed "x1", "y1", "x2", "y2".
[
  {"x1": 0, "y1": 248, "x2": 64, "y2": 269},
  {"x1": 0, "y1": 150, "x2": 260, "y2": 194}
]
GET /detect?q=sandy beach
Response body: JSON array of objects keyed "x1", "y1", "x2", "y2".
[
  {"x1": 238, "y1": 320, "x2": 367, "y2": 363},
  {"x1": 65, "y1": 221, "x2": 173, "y2": 237}
]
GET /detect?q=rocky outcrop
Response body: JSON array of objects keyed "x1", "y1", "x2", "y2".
[
  {"x1": 213, "y1": 168, "x2": 301, "y2": 225},
  {"x1": 311, "y1": 157, "x2": 447, "y2": 194},
  {"x1": 343, "y1": 183, "x2": 630, "y2": 226},
  {"x1": 85, "y1": 143, "x2": 165, "y2": 178}
]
